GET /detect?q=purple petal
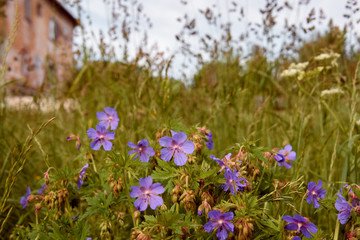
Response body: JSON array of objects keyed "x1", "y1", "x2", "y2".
[
  {"x1": 110, "y1": 121, "x2": 119, "y2": 131},
  {"x1": 221, "y1": 212, "x2": 234, "y2": 221},
  {"x1": 170, "y1": 130, "x2": 178, "y2": 137},
  {"x1": 204, "y1": 221, "x2": 218, "y2": 232},
  {"x1": 173, "y1": 151, "x2": 187, "y2": 166},
  {"x1": 313, "y1": 199, "x2": 320, "y2": 208},
  {"x1": 180, "y1": 141, "x2": 194, "y2": 154},
  {"x1": 149, "y1": 195, "x2": 163, "y2": 210},
  {"x1": 216, "y1": 226, "x2": 228, "y2": 240},
  {"x1": 308, "y1": 181, "x2": 316, "y2": 191},
  {"x1": 26, "y1": 187, "x2": 31, "y2": 196},
  {"x1": 306, "y1": 195, "x2": 313, "y2": 205},
  {"x1": 104, "y1": 107, "x2": 116, "y2": 115},
  {"x1": 150, "y1": 183, "x2": 165, "y2": 194},
  {"x1": 284, "y1": 162, "x2": 292, "y2": 169},
  {"x1": 77, "y1": 178, "x2": 83, "y2": 189},
  {"x1": 127, "y1": 142, "x2": 138, "y2": 149},
  {"x1": 96, "y1": 112, "x2": 108, "y2": 121},
  {"x1": 225, "y1": 153, "x2": 232, "y2": 160},
  {"x1": 87, "y1": 128, "x2": 98, "y2": 139},
  {"x1": 134, "y1": 196, "x2": 148, "y2": 211},
  {"x1": 287, "y1": 151, "x2": 296, "y2": 161},
  {"x1": 304, "y1": 223, "x2": 318, "y2": 233},
  {"x1": 318, "y1": 189, "x2": 326, "y2": 198},
  {"x1": 223, "y1": 222, "x2": 234, "y2": 233},
  {"x1": 144, "y1": 147, "x2": 155, "y2": 157},
  {"x1": 315, "y1": 180, "x2": 323, "y2": 191},
  {"x1": 160, "y1": 148, "x2": 174, "y2": 162},
  {"x1": 292, "y1": 237, "x2": 301, "y2": 240},
  {"x1": 172, "y1": 132, "x2": 187, "y2": 144},
  {"x1": 102, "y1": 140, "x2": 113, "y2": 151},
  {"x1": 338, "y1": 210, "x2": 350, "y2": 224},
  {"x1": 285, "y1": 223, "x2": 298, "y2": 231},
  {"x1": 95, "y1": 124, "x2": 107, "y2": 132},
  {"x1": 282, "y1": 215, "x2": 295, "y2": 223},
  {"x1": 284, "y1": 145, "x2": 292, "y2": 152},
  {"x1": 98, "y1": 120, "x2": 110, "y2": 130},
  {"x1": 293, "y1": 215, "x2": 306, "y2": 223},
  {"x1": 301, "y1": 227, "x2": 313, "y2": 238},
  {"x1": 139, "y1": 152, "x2": 150, "y2": 162},
  {"x1": 138, "y1": 139, "x2": 149, "y2": 147},
  {"x1": 90, "y1": 139, "x2": 101, "y2": 151},
  {"x1": 159, "y1": 136, "x2": 173, "y2": 147},
  {"x1": 139, "y1": 176, "x2": 153, "y2": 189},
  {"x1": 128, "y1": 150, "x2": 138, "y2": 156},
  {"x1": 105, "y1": 131, "x2": 115, "y2": 140},
  {"x1": 130, "y1": 186, "x2": 143, "y2": 198},
  {"x1": 208, "y1": 210, "x2": 222, "y2": 220}
]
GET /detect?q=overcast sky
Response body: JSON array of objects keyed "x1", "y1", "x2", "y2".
[{"x1": 65, "y1": 0, "x2": 358, "y2": 79}]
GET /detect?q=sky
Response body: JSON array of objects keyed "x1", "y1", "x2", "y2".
[{"x1": 63, "y1": 0, "x2": 359, "y2": 79}]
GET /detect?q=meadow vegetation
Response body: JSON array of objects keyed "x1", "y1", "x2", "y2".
[{"x1": 1, "y1": 0, "x2": 360, "y2": 239}]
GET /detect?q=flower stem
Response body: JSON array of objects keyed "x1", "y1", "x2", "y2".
[{"x1": 299, "y1": 192, "x2": 307, "y2": 215}]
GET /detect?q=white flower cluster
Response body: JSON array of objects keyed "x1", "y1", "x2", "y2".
[
  {"x1": 280, "y1": 62, "x2": 308, "y2": 80},
  {"x1": 314, "y1": 52, "x2": 340, "y2": 61},
  {"x1": 320, "y1": 88, "x2": 344, "y2": 98}
]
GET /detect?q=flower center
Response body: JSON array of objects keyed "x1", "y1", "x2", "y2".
[
  {"x1": 218, "y1": 220, "x2": 224, "y2": 225},
  {"x1": 138, "y1": 147, "x2": 143, "y2": 152},
  {"x1": 99, "y1": 134, "x2": 105, "y2": 140},
  {"x1": 297, "y1": 223, "x2": 302, "y2": 233}
]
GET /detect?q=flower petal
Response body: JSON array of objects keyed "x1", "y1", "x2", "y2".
[
  {"x1": 102, "y1": 140, "x2": 113, "y2": 151},
  {"x1": 104, "y1": 107, "x2": 116, "y2": 115},
  {"x1": 180, "y1": 141, "x2": 194, "y2": 154},
  {"x1": 134, "y1": 196, "x2": 148, "y2": 211},
  {"x1": 208, "y1": 210, "x2": 222, "y2": 220},
  {"x1": 287, "y1": 151, "x2": 296, "y2": 161},
  {"x1": 110, "y1": 121, "x2": 119, "y2": 130},
  {"x1": 304, "y1": 223, "x2": 318, "y2": 233},
  {"x1": 223, "y1": 221, "x2": 234, "y2": 233},
  {"x1": 159, "y1": 136, "x2": 173, "y2": 147},
  {"x1": 138, "y1": 139, "x2": 149, "y2": 147},
  {"x1": 173, "y1": 132, "x2": 187, "y2": 144},
  {"x1": 170, "y1": 130, "x2": 178, "y2": 137},
  {"x1": 301, "y1": 227, "x2": 313, "y2": 238},
  {"x1": 285, "y1": 223, "x2": 298, "y2": 231},
  {"x1": 307, "y1": 181, "x2": 316, "y2": 191},
  {"x1": 127, "y1": 141, "x2": 139, "y2": 149},
  {"x1": 315, "y1": 179, "x2": 323, "y2": 191},
  {"x1": 95, "y1": 124, "x2": 107, "y2": 132},
  {"x1": 173, "y1": 151, "x2": 187, "y2": 166},
  {"x1": 87, "y1": 128, "x2": 98, "y2": 139},
  {"x1": 96, "y1": 111, "x2": 108, "y2": 121},
  {"x1": 130, "y1": 186, "x2": 143, "y2": 198},
  {"x1": 284, "y1": 144, "x2": 292, "y2": 152},
  {"x1": 90, "y1": 139, "x2": 101, "y2": 151},
  {"x1": 293, "y1": 215, "x2": 306, "y2": 223},
  {"x1": 139, "y1": 152, "x2": 150, "y2": 162},
  {"x1": 150, "y1": 183, "x2": 165, "y2": 194},
  {"x1": 282, "y1": 215, "x2": 295, "y2": 223},
  {"x1": 204, "y1": 221, "x2": 218, "y2": 233},
  {"x1": 139, "y1": 176, "x2": 153, "y2": 188},
  {"x1": 160, "y1": 148, "x2": 174, "y2": 162},
  {"x1": 144, "y1": 147, "x2": 155, "y2": 156},
  {"x1": 149, "y1": 195, "x2": 163, "y2": 210},
  {"x1": 221, "y1": 212, "x2": 234, "y2": 221},
  {"x1": 216, "y1": 226, "x2": 228, "y2": 240},
  {"x1": 105, "y1": 131, "x2": 115, "y2": 140}
]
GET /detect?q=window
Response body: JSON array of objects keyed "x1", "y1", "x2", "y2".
[
  {"x1": 25, "y1": 0, "x2": 31, "y2": 21},
  {"x1": 37, "y1": 3, "x2": 42, "y2": 17},
  {"x1": 49, "y1": 18, "x2": 60, "y2": 41}
]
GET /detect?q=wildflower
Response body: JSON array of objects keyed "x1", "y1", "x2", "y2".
[
  {"x1": 335, "y1": 193, "x2": 352, "y2": 224},
  {"x1": 205, "y1": 132, "x2": 213, "y2": 150},
  {"x1": 314, "y1": 52, "x2": 340, "y2": 61},
  {"x1": 222, "y1": 169, "x2": 247, "y2": 196},
  {"x1": 127, "y1": 139, "x2": 155, "y2": 162},
  {"x1": 20, "y1": 187, "x2": 31, "y2": 209},
  {"x1": 211, "y1": 153, "x2": 240, "y2": 173},
  {"x1": 97, "y1": 107, "x2": 119, "y2": 130},
  {"x1": 320, "y1": 88, "x2": 344, "y2": 98},
  {"x1": 282, "y1": 215, "x2": 318, "y2": 238},
  {"x1": 38, "y1": 184, "x2": 47, "y2": 195},
  {"x1": 204, "y1": 210, "x2": 234, "y2": 240},
  {"x1": 277, "y1": 145, "x2": 296, "y2": 169},
  {"x1": 130, "y1": 176, "x2": 165, "y2": 211},
  {"x1": 78, "y1": 163, "x2": 89, "y2": 189},
  {"x1": 306, "y1": 179, "x2": 326, "y2": 208},
  {"x1": 159, "y1": 130, "x2": 194, "y2": 166},
  {"x1": 87, "y1": 124, "x2": 115, "y2": 151},
  {"x1": 67, "y1": 134, "x2": 81, "y2": 149}
]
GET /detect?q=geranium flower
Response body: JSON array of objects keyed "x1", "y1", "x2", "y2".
[
  {"x1": 77, "y1": 163, "x2": 89, "y2": 189},
  {"x1": 222, "y1": 169, "x2": 247, "y2": 196},
  {"x1": 205, "y1": 132, "x2": 214, "y2": 150},
  {"x1": 277, "y1": 145, "x2": 296, "y2": 168},
  {"x1": 127, "y1": 139, "x2": 155, "y2": 162},
  {"x1": 38, "y1": 184, "x2": 47, "y2": 194},
  {"x1": 97, "y1": 107, "x2": 119, "y2": 130},
  {"x1": 20, "y1": 187, "x2": 31, "y2": 209},
  {"x1": 306, "y1": 179, "x2": 326, "y2": 208},
  {"x1": 282, "y1": 215, "x2": 317, "y2": 238},
  {"x1": 130, "y1": 176, "x2": 165, "y2": 211},
  {"x1": 159, "y1": 130, "x2": 194, "y2": 166},
  {"x1": 335, "y1": 193, "x2": 352, "y2": 224},
  {"x1": 204, "y1": 210, "x2": 234, "y2": 240},
  {"x1": 87, "y1": 124, "x2": 115, "y2": 151}
]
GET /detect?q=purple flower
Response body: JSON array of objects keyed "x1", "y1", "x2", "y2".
[
  {"x1": 335, "y1": 193, "x2": 352, "y2": 224},
  {"x1": 277, "y1": 145, "x2": 296, "y2": 169},
  {"x1": 72, "y1": 215, "x2": 79, "y2": 220},
  {"x1": 127, "y1": 139, "x2": 155, "y2": 162},
  {"x1": 222, "y1": 169, "x2": 247, "y2": 196},
  {"x1": 87, "y1": 124, "x2": 115, "y2": 151},
  {"x1": 306, "y1": 180, "x2": 326, "y2": 208},
  {"x1": 205, "y1": 132, "x2": 213, "y2": 150},
  {"x1": 292, "y1": 237, "x2": 301, "y2": 240},
  {"x1": 77, "y1": 163, "x2": 89, "y2": 189},
  {"x1": 282, "y1": 215, "x2": 317, "y2": 238},
  {"x1": 204, "y1": 210, "x2": 234, "y2": 240},
  {"x1": 130, "y1": 176, "x2": 165, "y2": 211},
  {"x1": 159, "y1": 130, "x2": 195, "y2": 166},
  {"x1": 20, "y1": 187, "x2": 31, "y2": 209},
  {"x1": 38, "y1": 184, "x2": 47, "y2": 195},
  {"x1": 96, "y1": 107, "x2": 119, "y2": 130}
]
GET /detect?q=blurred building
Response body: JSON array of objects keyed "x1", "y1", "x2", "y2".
[{"x1": 0, "y1": 0, "x2": 77, "y2": 94}]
